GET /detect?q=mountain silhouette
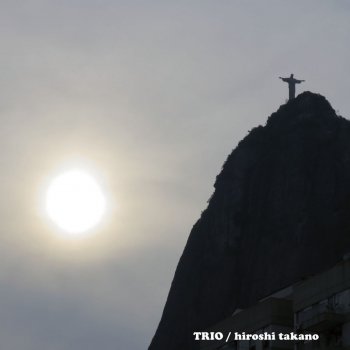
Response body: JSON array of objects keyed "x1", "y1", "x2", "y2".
[{"x1": 149, "y1": 92, "x2": 350, "y2": 350}]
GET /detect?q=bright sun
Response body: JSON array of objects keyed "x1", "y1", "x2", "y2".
[{"x1": 46, "y1": 170, "x2": 106, "y2": 235}]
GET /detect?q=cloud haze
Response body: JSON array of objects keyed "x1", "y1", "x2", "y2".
[{"x1": 0, "y1": 1, "x2": 349, "y2": 348}]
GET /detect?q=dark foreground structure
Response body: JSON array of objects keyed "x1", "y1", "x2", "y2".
[
  {"x1": 149, "y1": 92, "x2": 350, "y2": 350},
  {"x1": 201, "y1": 257, "x2": 350, "y2": 349}
]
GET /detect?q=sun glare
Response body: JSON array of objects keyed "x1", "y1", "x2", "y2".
[{"x1": 46, "y1": 170, "x2": 106, "y2": 235}]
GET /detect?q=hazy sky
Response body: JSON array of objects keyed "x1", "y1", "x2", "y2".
[{"x1": 1, "y1": 1, "x2": 350, "y2": 349}]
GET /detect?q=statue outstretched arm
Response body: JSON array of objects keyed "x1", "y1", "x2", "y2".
[{"x1": 295, "y1": 79, "x2": 305, "y2": 83}]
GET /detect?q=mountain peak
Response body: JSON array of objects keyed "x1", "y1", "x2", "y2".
[
  {"x1": 267, "y1": 91, "x2": 337, "y2": 127},
  {"x1": 149, "y1": 93, "x2": 350, "y2": 350},
  {"x1": 285, "y1": 91, "x2": 333, "y2": 111}
]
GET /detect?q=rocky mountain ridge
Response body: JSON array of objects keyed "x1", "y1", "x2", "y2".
[{"x1": 149, "y1": 92, "x2": 350, "y2": 350}]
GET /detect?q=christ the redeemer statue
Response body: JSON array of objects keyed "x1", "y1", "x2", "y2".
[{"x1": 279, "y1": 74, "x2": 305, "y2": 100}]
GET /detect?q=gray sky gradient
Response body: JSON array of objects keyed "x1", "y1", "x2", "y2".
[{"x1": 1, "y1": 1, "x2": 350, "y2": 349}]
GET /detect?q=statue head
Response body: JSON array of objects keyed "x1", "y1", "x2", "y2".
[{"x1": 291, "y1": 73, "x2": 294, "y2": 78}]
